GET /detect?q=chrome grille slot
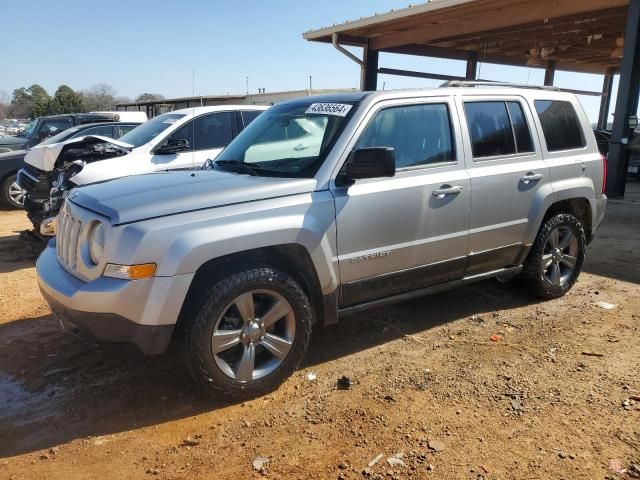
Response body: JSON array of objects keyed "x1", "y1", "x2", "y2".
[{"x1": 56, "y1": 208, "x2": 82, "y2": 273}]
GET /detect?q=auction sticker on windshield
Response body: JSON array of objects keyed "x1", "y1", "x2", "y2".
[{"x1": 306, "y1": 103, "x2": 352, "y2": 117}]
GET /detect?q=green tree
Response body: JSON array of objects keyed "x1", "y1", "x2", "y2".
[
  {"x1": 29, "y1": 84, "x2": 52, "y2": 117},
  {"x1": 49, "y1": 85, "x2": 85, "y2": 114},
  {"x1": 9, "y1": 87, "x2": 33, "y2": 118}
]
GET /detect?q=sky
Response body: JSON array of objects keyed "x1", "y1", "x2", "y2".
[{"x1": 1, "y1": 0, "x2": 619, "y2": 124}]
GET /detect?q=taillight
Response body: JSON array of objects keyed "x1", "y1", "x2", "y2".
[{"x1": 601, "y1": 153, "x2": 607, "y2": 195}]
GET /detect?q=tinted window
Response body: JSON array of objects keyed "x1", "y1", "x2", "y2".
[
  {"x1": 535, "y1": 100, "x2": 585, "y2": 152},
  {"x1": 194, "y1": 112, "x2": 233, "y2": 150},
  {"x1": 465, "y1": 102, "x2": 515, "y2": 158},
  {"x1": 356, "y1": 103, "x2": 455, "y2": 169},
  {"x1": 115, "y1": 124, "x2": 137, "y2": 138},
  {"x1": 76, "y1": 125, "x2": 114, "y2": 138},
  {"x1": 507, "y1": 102, "x2": 534, "y2": 153},
  {"x1": 241, "y1": 110, "x2": 262, "y2": 128},
  {"x1": 168, "y1": 121, "x2": 194, "y2": 151}
]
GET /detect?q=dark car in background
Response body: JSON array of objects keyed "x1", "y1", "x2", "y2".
[
  {"x1": 0, "y1": 112, "x2": 146, "y2": 154},
  {"x1": 0, "y1": 121, "x2": 141, "y2": 208},
  {"x1": 593, "y1": 128, "x2": 640, "y2": 178}
]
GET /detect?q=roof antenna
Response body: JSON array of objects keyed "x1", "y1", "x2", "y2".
[{"x1": 192, "y1": 67, "x2": 196, "y2": 171}]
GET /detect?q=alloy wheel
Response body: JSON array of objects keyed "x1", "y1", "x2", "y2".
[
  {"x1": 211, "y1": 289, "x2": 296, "y2": 382},
  {"x1": 542, "y1": 225, "x2": 578, "y2": 287},
  {"x1": 8, "y1": 181, "x2": 25, "y2": 207}
]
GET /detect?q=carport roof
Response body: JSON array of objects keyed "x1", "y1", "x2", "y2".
[{"x1": 303, "y1": 0, "x2": 629, "y2": 74}]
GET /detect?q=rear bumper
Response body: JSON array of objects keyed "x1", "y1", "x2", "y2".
[
  {"x1": 36, "y1": 242, "x2": 194, "y2": 355},
  {"x1": 592, "y1": 194, "x2": 607, "y2": 236}
]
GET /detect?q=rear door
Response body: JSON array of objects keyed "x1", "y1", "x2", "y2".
[
  {"x1": 332, "y1": 97, "x2": 471, "y2": 307},
  {"x1": 153, "y1": 111, "x2": 235, "y2": 170},
  {"x1": 458, "y1": 96, "x2": 549, "y2": 275}
]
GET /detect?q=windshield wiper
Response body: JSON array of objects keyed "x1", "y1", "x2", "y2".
[{"x1": 214, "y1": 159, "x2": 261, "y2": 176}]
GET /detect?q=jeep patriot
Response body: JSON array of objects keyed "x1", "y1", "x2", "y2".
[{"x1": 36, "y1": 84, "x2": 607, "y2": 399}]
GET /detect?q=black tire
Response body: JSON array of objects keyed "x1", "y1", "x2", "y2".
[
  {"x1": 183, "y1": 267, "x2": 314, "y2": 401},
  {"x1": 1, "y1": 174, "x2": 25, "y2": 209},
  {"x1": 522, "y1": 213, "x2": 585, "y2": 299}
]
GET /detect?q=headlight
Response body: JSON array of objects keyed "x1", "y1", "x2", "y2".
[{"x1": 88, "y1": 222, "x2": 105, "y2": 265}]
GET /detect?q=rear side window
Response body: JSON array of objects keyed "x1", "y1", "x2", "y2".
[
  {"x1": 534, "y1": 100, "x2": 585, "y2": 152},
  {"x1": 356, "y1": 103, "x2": 456, "y2": 169},
  {"x1": 507, "y1": 102, "x2": 534, "y2": 153},
  {"x1": 464, "y1": 101, "x2": 534, "y2": 158}
]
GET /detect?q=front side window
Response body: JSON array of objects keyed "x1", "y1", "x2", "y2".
[
  {"x1": 76, "y1": 125, "x2": 114, "y2": 138},
  {"x1": 215, "y1": 100, "x2": 356, "y2": 177},
  {"x1": 534, "y1": 100, "x2": 585, "y2": 152},
  {"x1": 356, "y1": 103, "x2": 456, "y2": 169},
  {"x1": 118, "y1": 112, "x2": 186, "y2": 148},
  {"x1": 241, "y1": 110, "x2": 262, "y2": 128},
  {"x1": 194, "y1": 112, "x2": 233, "y2": 150},
  {"x1": 37, "y1": 118, "x2": 74, "y2": 142},
  {"x1": 167, "y1": 121, "x2": 194, "y2": 151}
]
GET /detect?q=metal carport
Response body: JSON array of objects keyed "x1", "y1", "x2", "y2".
[{"x1": 303, "y1": 0, "x2": 639, "y2": 198}]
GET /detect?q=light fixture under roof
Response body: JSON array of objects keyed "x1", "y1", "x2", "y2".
[
  {"x1": 526, "y1": 48, "x2": 542, "y2": 66},
  {"x1": 612, "y1": 37, "x2": 624, "y2": 59}
]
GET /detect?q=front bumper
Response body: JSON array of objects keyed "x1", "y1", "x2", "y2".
[{"x1": 36, "y1": 242, "x2": 194, "y2": 355}]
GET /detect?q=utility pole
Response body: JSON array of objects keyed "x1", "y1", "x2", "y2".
[{"x1": 246, "y1": 76, "x2": 249, "y2": 95}]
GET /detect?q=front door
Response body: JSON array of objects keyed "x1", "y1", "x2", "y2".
[
  {"x1": 331, "y1": 98, "x2": 471, "y2": 307},
  {"x1": 458, "y1": 97, "x2": 549, "y2": 275},
  {"x1": 153, "y1": 111, "x2": 234, "y2": 170}
]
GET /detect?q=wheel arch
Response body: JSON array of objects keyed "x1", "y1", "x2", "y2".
[{"x1": 174, "y1": 244, "x2": 327, "y2": 339}]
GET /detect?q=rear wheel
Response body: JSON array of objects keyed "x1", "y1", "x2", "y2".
[
  {"x1": 522, "y1": 213, "x2": 585, "y2": 299},
  {"x1": 1, "y1": 174, "x2": 25, "y2": 209},
  {"x1": 183, "y1": 267, "x2": 313, "y2": 401}
]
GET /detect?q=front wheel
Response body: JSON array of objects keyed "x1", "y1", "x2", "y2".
[
  {"x1": 183, "y1": 267, "x2": 313, "y2": 401},
  {"x1": 522, "y1": 213, "x2": 585, "y2": 299},
  {"x1": 1, "y1": 174, "x2": 26, "y2": 209}
]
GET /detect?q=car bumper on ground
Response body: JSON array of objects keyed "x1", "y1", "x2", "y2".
[{"x1": 36, "y1": 242, "x2": 194, "y2": 355}]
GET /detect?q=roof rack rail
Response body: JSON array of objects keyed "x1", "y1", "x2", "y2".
[{"x1": 440, "y1": 80, "x2": 560, "y2": 91}]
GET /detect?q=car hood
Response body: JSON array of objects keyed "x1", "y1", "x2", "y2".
[
  {"x1": 0, "y1": 135, "x2": 27, "y2": 147},
  {"x1": 0, "y1": 149, "x2": 27, "y2": 162},
  {"x1": 70, "y1": 170, "x2": 318, "y2": 225},
  {"x1": 25, "y1": 135, "x2": 133, "y2": 171}
]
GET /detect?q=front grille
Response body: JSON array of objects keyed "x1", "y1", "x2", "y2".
[
  {"x1": 56, "y1": 207, "x2": 82, "y2": 272},
  {"x1": 17, "y1": 168, "x2": 38, "y2": 194}
]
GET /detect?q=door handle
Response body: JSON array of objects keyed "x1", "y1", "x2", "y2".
[
  {"x1": 520, "y1": 172, "x2": 543, "y2": 184},
  {"x1": 294, "y1": 144, "x2": 309, "y2": 151},
  {"x1": 432, "y1": 185, "x2": 463, "y2": 199}
]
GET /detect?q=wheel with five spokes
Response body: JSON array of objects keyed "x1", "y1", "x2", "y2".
[
  {"x1": 183, "y1": 267, "x2": 313, "y2": 401},
  {"x1": 1, "y1": 174, "x2": 25, "y2": 209},
  {"x1": 522, "y1": 213, "x2": 585, "y2": 299}
]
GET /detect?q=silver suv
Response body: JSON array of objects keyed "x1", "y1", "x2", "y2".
[{"x1": 36, "y1": 84, "x2": 607, "y2": 400}]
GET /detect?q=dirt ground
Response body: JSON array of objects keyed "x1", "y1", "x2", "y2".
[{"x1": 0, "y1": 186, "x2": 639, "y2": 480}]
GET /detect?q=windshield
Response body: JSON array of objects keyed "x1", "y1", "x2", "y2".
[
  {"x1": 20, "y1": 120, "x2": 38, "y2": 138},
  {"x1": 215, "y1": 100, "x2": 356, "y2": 177},
  {"x1": 118, "y1": 113, "x2": 186, "y2": 148},
  {"x1": 39, "y1": 126, "x2": 80, "y2": 146}
]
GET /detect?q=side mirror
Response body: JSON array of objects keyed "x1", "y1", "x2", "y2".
[
  {"x1": 156, "y1": 138, "x2": 190, "y2": 154},
  {"x1": 340, "y1": 147, "x2": 395, "y2": 184}
]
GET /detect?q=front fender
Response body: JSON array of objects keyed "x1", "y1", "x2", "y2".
[{"x1": 111, "y1": 192, "x2": 339, "y2": 294}]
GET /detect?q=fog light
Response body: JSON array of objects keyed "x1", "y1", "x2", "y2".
[
  {"x1": 40, "y1": 217, "x2": 57, "y2": 236},
  {"x1": 104, "y1": 263, "x2": 156, "y2": 280}
]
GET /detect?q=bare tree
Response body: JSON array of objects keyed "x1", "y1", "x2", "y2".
[{"x1": 82, "y1": 83, "x2": 118, "y2": 111}]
